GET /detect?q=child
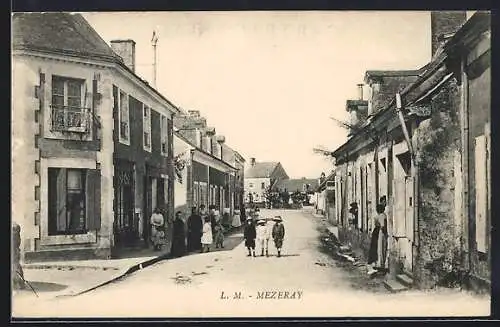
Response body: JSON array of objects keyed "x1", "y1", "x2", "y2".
[
  {"x1": 272, "y1": 216, "x2": 285, "y2": 257},
  {"x1": 256, "y1": 219, "x2": 271, "y2": 257},
  {"x1": 243, "y1": 217, "x2": 256, "y2": 257},
  {"x1": 214, "y1": 219, "x2": 225, "y2": 249},
  {"x1": 201, "y1": 216, "x2": 213, "y2": 253}
]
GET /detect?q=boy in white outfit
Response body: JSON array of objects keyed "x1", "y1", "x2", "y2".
[{"x1": 256, "y1": 219, "x2": 271, "y2": 257}]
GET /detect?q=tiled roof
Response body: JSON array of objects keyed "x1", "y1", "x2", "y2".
[
  {"x1": 245, "y1": 162, "x2": 279, "y2": 178},
  {"x1": 274, "y1": 178, "x2": 320, "y2": 192},
  {"x1": 365, "y1": 70, "x2": 421, "y2": 80},
  {"x1": 12, "y1": 12, "x2": 121, "y2": 61}
]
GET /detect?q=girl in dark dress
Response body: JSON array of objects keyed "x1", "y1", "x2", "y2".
[{"x1": 243, "y1": 217, "x2": 256, "y2": 257}]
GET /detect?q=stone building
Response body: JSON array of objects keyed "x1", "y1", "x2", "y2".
[
  {"x1": 12, "y1": 13, "x2": 179, "y2": 261},
  {"x1": 328, "y1": 11, "x2": 490, "y2": 292}
]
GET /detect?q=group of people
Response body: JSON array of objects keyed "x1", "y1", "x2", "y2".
[
  {"x1": 150, "y1": 207, "x2": 188, "y2": 257},
  {"x1": 243, "y1": 214, "x2": 286, "y2": 258},
  {"x1": 187, "y1": 204, "x2": 228, "y2": 254}
]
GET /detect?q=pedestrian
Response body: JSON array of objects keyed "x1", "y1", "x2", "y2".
[
  {"x1": 208, "y1": 205, "x2": 217, "y2": 234},
  {"x1": 214, "y1": 219, "x2": 225, "y2": 249},
  {"x1": 150, "y1": 208, "x2": 165, "y2": 251},
  {"x1": 171, "y1": 211, "x2": 187, "y2": 258},
  {"x1": 256, "y1": 218, "x2": 271, "y2": 257},
  {"x1": 199, "y1": 204, "x2": 208, "y2": 218},
  {"x1": 272, "y1": 216, "x2": 285, "y2": 257},
  {"x1": 367, "y1": 203, "x2": 388, "y2": 275},
  {"x1": 187, "y1": 206, "x2": 203, "y2": 252},
  {"x1": 201, "y1": 216, "x2": 213, "y2": 253},
  {"x1": 240, "y1": 204, "x2": 247, "y2": 224},
  {"x1": 243, "y1": 217, "x2": 256, "y2": 257},
  {"x1": 232, "y1": 207, "x2": 242, "y2": 230}
]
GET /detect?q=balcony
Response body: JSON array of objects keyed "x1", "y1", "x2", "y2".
[{"x1": 51, "y1": 105, "x2": 90, "y2": 133}]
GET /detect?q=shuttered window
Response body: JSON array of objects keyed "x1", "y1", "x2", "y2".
[
  {"x1": 48, "y1": 168, "x2": 102, "y2": 235},
  {"x1": 474, "y1": 135, "x2": 487, "y2": 253}
]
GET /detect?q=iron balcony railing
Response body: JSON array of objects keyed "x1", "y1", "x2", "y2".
[{"x1": 51, "y1": 105, "x2": 91, "y2": 133}]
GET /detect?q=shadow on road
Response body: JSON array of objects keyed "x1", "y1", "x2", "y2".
[{"x1": 314, "y1": 220, "x2": 388, "y2": 294}]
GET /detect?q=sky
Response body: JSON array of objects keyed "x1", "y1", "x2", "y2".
[{"x1": 82, "y1": 11, "x2": 433, "y2": 179}]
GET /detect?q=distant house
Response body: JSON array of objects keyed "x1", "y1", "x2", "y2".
[
  {"x1": 273, "y1": 178, "x2": 319, "y2": 194},
  {"x1": 244, "y1": 158, "x2": 289, "y2": 205}
]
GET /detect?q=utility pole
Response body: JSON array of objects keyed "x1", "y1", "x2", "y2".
[{"x1": 151, "y1": 30, "x2": 159, "y2": 88}]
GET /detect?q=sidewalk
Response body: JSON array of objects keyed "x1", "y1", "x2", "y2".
[{"x1": 16, "y1": 254, "x2": 161, "y2": 301}]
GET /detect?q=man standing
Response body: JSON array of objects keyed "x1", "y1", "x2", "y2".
[
  {"x1": 171, "y1": 211, "x2": 186, "y2": 258},
  {"x1": 272, "y1": 216, "x2": 285, "y2": 257},
  {"x1": 187, "y1": 207, "x2": 202, "y2": 252}
]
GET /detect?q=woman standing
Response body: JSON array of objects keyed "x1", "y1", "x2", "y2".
[
  {"x1": 201, "y1": 216, "x2": 213, "y2": 253},
  {"x1": 150, "y1": 208, "x2": 165, "y2": 251},
  {"x1": 171, "y1": 211, "x2": 186, "y2": 258},
  {"x1": 367, "y1": 203, "x2": 388, "y2": 275},
  {"x1": 231, "y1": 207, "x2": 242, "y2": 230}
]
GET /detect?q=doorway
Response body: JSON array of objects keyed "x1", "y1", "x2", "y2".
[
  {"x1": 114, "y1": 164, "x2": 136, "y2": 247},
  {"x1": 394, "y1": 149, "x2": 414, "y2": 274}
]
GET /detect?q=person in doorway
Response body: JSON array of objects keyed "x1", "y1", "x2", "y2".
[
  {"x1": 187, "y1": 207, "x2": 203, "y2": 252},
  {"x1": 256, "y1": 219, "x2": 271, "y2": 257},
  {"x1": 272, "y1": 216, "x2": 285, "y2": 257},
  {"x1": 171, "y1": 211, "x2": 186, "y2": 258},
  {"x1": 201, "y1": 216, "x2": 213, "y2": 253},
  {"x1": 150, "y1": 208, "x2": 165, "y2": 251},
  {"x1": 367, "y1": 203, "x2": 388, "y2": 275},
  {"x1": 243, "y1": 217, "x2": 257, "y2": 257},
  {"x1": 214, "y1": 218, "x2": 225, "y2": 249}
]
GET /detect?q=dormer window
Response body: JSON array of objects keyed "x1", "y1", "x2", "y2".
[{"x1": 51, "y1": 76, "x2": 89, "y2": 133}]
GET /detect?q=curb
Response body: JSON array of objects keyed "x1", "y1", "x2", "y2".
[{"x1": 55, "y1": 253, "x2": 170, "y2": 298}]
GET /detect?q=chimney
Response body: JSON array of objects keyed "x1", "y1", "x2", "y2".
[
  {"x1": 430, "y1": 11, "x2": 467, "y2": 57},
  {"x1": 357, "y1": 84, "x2": 364, "y2": 100},
  {"x1": 250, "y1": 158, "x2": 256, "y2": 166},
  {"x1": 110, "y1": 40, "x2": 136, "y2": 72}
]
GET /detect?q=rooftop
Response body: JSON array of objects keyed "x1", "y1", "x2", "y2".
[{"x1": 245, "y1": 162, "x2": 280, "y2": 178}]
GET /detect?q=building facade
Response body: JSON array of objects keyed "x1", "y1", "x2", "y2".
[
  {"x1": 244, "y1": 159, "x2": 289, "y2": 205},
  {"x1": 12, "y1": 13, "x2": 178, "y2": 262},
  {"x1": 173, "y1": 111, "x2": 242, "y2": 220},
  {"x1": 328, "y1": 11, "x2": 490, "y2": 292}
]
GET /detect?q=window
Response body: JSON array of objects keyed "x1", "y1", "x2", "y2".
[
  {"x1": 161, "y1": 115, "x2": 168, "y2": 155},
  {"x1": 118, "y1": 90, "x2": 130, "y2": 143},
  {"x1": 51, "y1": 76, "x2": 88, "y2": 132},
  {"x1": 48, "y1": 168, "x2": 86, "y2": 235},
  {"x1": 261, "y1": 182, "x2": 265, "y2": 189},
  {"x1": 249, "y1": 183, "x2": 254, "y2": 188},
  {"x1": 143, "y1": 105, "x2": 152, "y2": 151}
]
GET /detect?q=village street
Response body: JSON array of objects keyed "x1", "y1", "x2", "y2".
[{"x1": 13, "y1": 208, "x2": 490, "y2": 318}]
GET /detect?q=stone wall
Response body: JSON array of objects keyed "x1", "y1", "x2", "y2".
[{"x1": 413, "y1": 77, "x2": 463, "y2": 289}]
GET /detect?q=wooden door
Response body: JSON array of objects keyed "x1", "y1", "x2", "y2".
[{"x1": 404, "y1": 176, "x2": 414, "y2": 272}]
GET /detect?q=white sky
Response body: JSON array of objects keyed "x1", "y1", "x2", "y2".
[{"x1": 82, "y1": 11, "x2": 433, "y2": 178}]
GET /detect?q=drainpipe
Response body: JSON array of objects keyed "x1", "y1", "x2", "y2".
[
  {"x1": 460, "y1": 57, "x2": 471, "y2": 271},
  {"x1": 396, "y1": 92, "x2": 420, "y2": 278}
]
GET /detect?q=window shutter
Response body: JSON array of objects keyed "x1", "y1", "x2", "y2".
[
  {"x1": 393, "y1": 178, "x2": 406, "y2": 237},
  {"x1": 86, "y1": 169, "x2": 101, "y2": 230},
  {"x1": 167, "y1": 118, "x2": 173, "y2": 157},
  {"x1": 474, "y1": 135, "x2": 487, "y2": 253}
]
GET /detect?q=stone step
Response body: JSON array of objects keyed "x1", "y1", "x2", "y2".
[
  {"x1": 383, "y1": 279, "x2": 409, "y2": 293},
  {"x1": 396, "y1": 273, "x2": 414, "y2": 288}
]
